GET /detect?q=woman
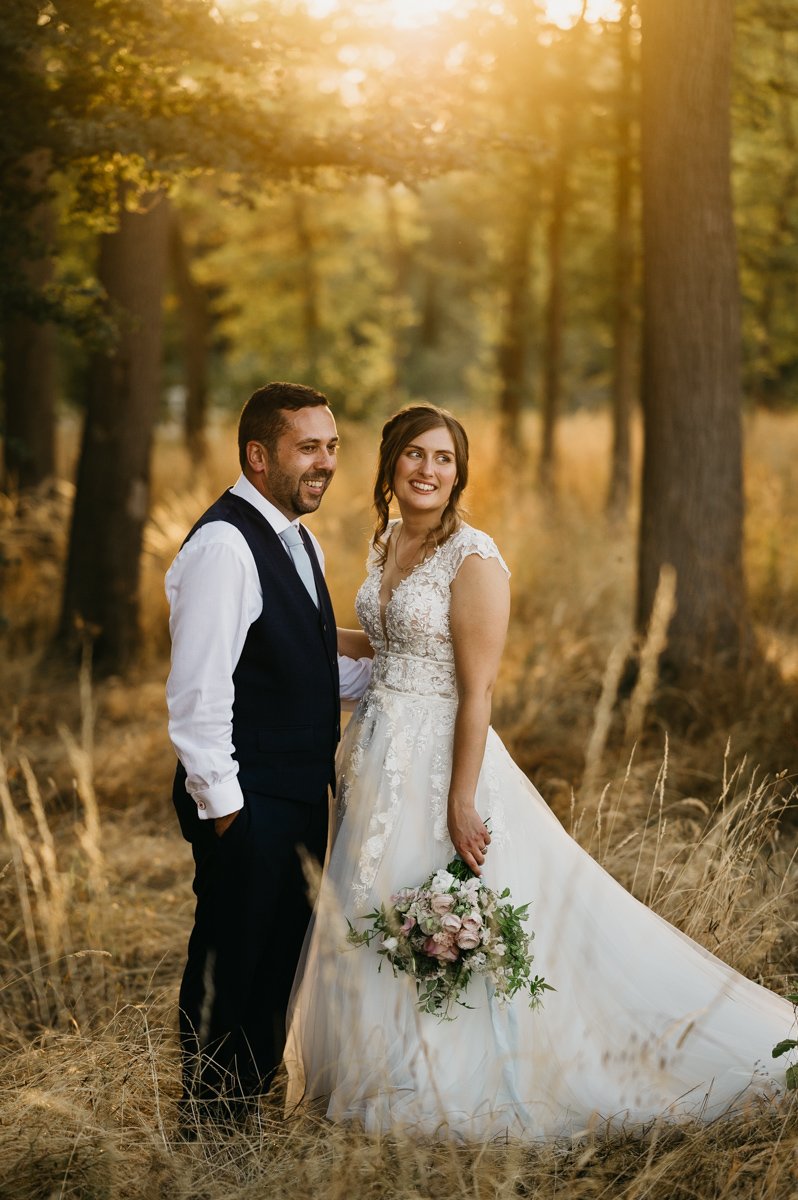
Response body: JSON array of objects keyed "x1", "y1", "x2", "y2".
[{"x1": 285, "y1": 404, "x2": 792, "y2": 1141}]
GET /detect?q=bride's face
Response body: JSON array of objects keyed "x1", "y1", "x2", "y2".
[{"x1": 392, "y1": 426, "x2": 458, "y2": 518}]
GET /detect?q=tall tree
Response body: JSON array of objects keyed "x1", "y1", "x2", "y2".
[
  {"x1": 169, "y1": 202, "x2": 211, "y2": 459},
  {"x1": 538, "y1": 128, "x2": 569, "y2": 492},
  {"x1": 1, "y1": 151, "x2": 57, "y2": 490},
  {"x1": 59, "y1": 189, "x2": 170, "y2": 670},
  {"x1": 606, "y1": 0, "x2": 638, "y2": 517},
  {"x1": 637, "y1": 0, "x2": 750, "y2": 675},
  {"x1": 496, "y1": 165, "x2": 537, "y2": 452}
]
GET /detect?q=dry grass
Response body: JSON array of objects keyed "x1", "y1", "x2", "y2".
[{"x1": 1, "y1": 409, "x2": 798, "y2": 1198}]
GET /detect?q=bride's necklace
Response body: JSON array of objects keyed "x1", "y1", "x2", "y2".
[{"x1": 393, "y1": 527, "x2": 433, "y2": 573}]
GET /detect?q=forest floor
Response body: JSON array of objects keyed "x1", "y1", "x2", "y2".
[{"x1": 1, "y1": 409, "x2": 797, "y2": 1199}]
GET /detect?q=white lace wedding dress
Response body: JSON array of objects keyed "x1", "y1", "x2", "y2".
[{"x1": 284, "y1": 522, "x2": 792, "y2": 1140}]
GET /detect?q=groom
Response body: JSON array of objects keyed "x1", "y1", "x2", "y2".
[{"x1": 166, "y1": 381, "x2": 368, "y2": 1124}]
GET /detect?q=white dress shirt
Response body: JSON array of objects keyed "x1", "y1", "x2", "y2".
[{"x1": 166, "y1": 474, "x2": 372, "y2": 820}]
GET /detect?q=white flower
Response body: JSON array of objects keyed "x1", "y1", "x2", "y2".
[
  {"x1": 471, "y1": 952, "x2": 487, "y2": 970},
  {"x1": 430, "y1": 869, "x2": 455, "y2": 894},
  {"x1": 382, "y1": 936, "x2": 399, "y2": 952}
]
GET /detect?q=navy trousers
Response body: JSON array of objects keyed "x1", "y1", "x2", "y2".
[{"x1": 175, "y1": 787, "x2": 328, "y2": 1107}]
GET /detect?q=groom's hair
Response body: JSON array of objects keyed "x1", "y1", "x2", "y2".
[{"x1": 238, "y1": 381, "x2": 330, "y2": 468}]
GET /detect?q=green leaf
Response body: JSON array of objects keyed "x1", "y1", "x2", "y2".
[
  {"x1": 772, "y1": 1038, "x2": 798, "y2": 1059},
  {"x1": 786, "y1": 1064, "x2": 798, "y2": 1091}
]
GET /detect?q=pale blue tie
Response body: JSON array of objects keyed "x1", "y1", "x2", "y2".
[{"x1": 279, "y1": 524, "x2": 319, "y2": 607}]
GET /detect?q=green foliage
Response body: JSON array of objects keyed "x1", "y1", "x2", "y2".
[
  {"x1": 735, "y1": 1, "x2": 798, "y2": 406},
  {"x1": 771, "y1": 988, "x2": 798, "y2": 1089},
  {"x1": 4, "y1": 0, "x2": 798, "y2": 418}
]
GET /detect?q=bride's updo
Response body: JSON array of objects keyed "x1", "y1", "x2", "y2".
[{"x1": 372, "y1": 404, "x2": 469, "y2": 563}]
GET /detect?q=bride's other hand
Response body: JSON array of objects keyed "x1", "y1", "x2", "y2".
[
  {"x1": 447, "y1": 553, "x2": 510, "y2": 876},
  {"x1": 448, "y1": 805, "x2": 491, "y2": 875}
]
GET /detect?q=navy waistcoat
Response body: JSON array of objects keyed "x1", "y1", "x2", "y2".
[{"x1": 173, "y1": 489, "x2": 340, "y2": 817}]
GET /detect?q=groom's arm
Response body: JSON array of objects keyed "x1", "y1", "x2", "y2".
[
  {"x1": 166, "y1": 524, "x2": 259, "y2": 825},
  {"x1": 337, "y1": 627, "x2": 374, "y2": 660}
]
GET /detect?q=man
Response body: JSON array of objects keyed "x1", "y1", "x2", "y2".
[{"x1": 166, "y1": 381, "x2": 370, "y2": 1126}]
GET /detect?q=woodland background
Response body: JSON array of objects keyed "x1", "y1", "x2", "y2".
[{"x1": 1, "y1": 1, "x2": 798, "y2": 1197}]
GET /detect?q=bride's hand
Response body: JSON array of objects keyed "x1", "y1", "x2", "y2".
[{"x1": 448, "y1": 805, "x2": 491, "y2": 876}]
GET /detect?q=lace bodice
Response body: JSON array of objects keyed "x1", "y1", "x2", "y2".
[
  {"x1": 355, "y1": 522, "x2": 509, "y2": 700},
  {"x1": 341, "y1": 522, "x2": 510, "y2": 902}
]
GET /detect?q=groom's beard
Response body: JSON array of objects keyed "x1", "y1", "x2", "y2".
[{"x1": 267, "y1": 468, "x2": 334, "y2": 516}]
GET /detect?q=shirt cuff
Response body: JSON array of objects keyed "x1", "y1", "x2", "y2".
[
  {"x1": 190, "y1": 776, "x2": 245, "y2": 821},
  {"x1": 339, "y1": 654, "x2": 373, "y2": 701}
]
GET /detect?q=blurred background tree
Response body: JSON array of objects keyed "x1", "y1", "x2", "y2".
[{"x1": 1, "y1": 0, "x2": 796, "y2": 690}]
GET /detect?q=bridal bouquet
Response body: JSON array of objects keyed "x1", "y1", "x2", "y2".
[{"x1": 347, "y1": 856, "x2": 552, "y2": 1019}]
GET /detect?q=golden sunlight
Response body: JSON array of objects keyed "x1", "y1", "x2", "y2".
[
  {"x1": 303, "y1": 0, "x2": 620, "y2": 31},
  {"x1": 306, "y1": 0, "x2": 460, "y2": 28},
  {"x1": 543, "y1": 0, "x2": 620, "y2": 29}
]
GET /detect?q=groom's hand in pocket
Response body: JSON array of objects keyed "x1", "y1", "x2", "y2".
[{"x1": 215, "y1": 811, "x2": 240, "y2": 838}]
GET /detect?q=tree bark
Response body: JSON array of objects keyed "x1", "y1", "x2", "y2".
[
  {"x1": 419, "y1": 266, "x2": 440, "y2": 350},
  {"x1": 753, "y1": 31, "x2": 798, "y2": 407},
  {"x1": 292, "y1": 190, "x2": 321, "y2": 384},
  {"x1": 1, "y1": 149, "x2": 56, "y2": 491},
  {"x1": 539, "y1": 141, "x2": 568, "y2": 492},
  {"x1": 497, "y1": 168, "x2": 536, "y2": 451},
  {"x1": 637, "y1": 0, "x2": 750, "y2": 674},
  {"x1": 383, "y1": 185, "x2": 411, "y2": 405},
  {"x1": 59, "y1": 188, "x2": 170, "y2": 673},
  {"x1": 606, "y1": 0, "x2": 637, "y2": 518},
  {"x1": 169, "y1": 203, "x2": 211, "y2": 459}
]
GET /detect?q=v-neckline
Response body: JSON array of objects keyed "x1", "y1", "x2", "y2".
[{"x1": 377, "y1": 522, "x2": 450, "y2": 645}]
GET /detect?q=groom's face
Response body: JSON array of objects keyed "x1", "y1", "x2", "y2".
[{"x1": 252, "y1": 405, "x2": 339, "y2": 519}]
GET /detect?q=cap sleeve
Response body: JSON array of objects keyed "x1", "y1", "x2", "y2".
[{"x1": 446, "y1": 526, "x2": 510, "y2": 581}]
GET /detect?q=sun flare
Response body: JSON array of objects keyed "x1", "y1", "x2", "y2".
[
  {"x1": 306, "y1": 0, "x2": 460, "y2": 28},
  {"x1": 544, "y1": 0, "x2": 620, "y2": 29},
  {"x1": 304, "y1": 0, "x2": 621, "y2": 30}
]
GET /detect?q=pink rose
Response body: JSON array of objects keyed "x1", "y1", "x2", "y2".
[
  {"x1": 422, "y1": 935, "x2": 460, "y2": 962},
  {"x1": 456, "y1": 929, "x2": 482, "y2": 950},
  {"x1": 462, "y1": 914, "x2": 482, "y2": 932},
  {"x1": 400, "y1": 915, "x2": 416, "y2": 934},
  {"x1": 440, "y1": 913, "x2": 462, "y2": 933},
  {"x1": 431, "y1": 893, "x2": 455, "y2": 914}
]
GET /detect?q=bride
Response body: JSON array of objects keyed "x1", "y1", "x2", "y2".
[{"x1": 284, "y1": 403, "x2": 793, "y2": 1141}]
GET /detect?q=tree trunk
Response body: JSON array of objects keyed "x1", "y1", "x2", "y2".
[
  {"x1": 383, "y1": 185, "x2": 410, "y2": 405},
  {"x1": 292, "y1": 190, "x2": 321, "y2": 383},
  {"x1": 169, "y1": 203, "x2": 210, "y2": 459},
  {"x1": 637, "y1": 0, "x2": 750, "y2": 675},
  {"x1": 419, "y1": 266, "x2": 440, "y2": 350},
  {"x1": 497, "y1": 168, "x2": 536, "y2": 450},
  {"x1": 539, "y1": 142, "x2": 568, "y2": 492},
  {"x1": 59, "y1": 189, "x2": 170, "y2": 673},
  {"x1": 1, "y1": 149, "x2": 56, "y2": 491},
  {"x1": 606, "y1": 0, "x2": 637, "y2": 518},
  {"x1": 753, "y1": 31, "x2": 798, "y2": 407}
]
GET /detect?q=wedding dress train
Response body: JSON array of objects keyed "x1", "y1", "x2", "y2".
[{"x1": 285, "y1": 524, "x2": 792, "y2": 1141}]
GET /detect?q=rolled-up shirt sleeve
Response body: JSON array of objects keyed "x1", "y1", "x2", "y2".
[
  {"x1": 338, "y1": 653, "x2": 372, "y2": 702},
  {"x1": 165, "y1": 529, "x2": 261, "y2": 820}
]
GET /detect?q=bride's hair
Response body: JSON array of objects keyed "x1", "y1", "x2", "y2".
[{"x1": 372, "y1": 404, "x2": 469, "y2": 564}]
